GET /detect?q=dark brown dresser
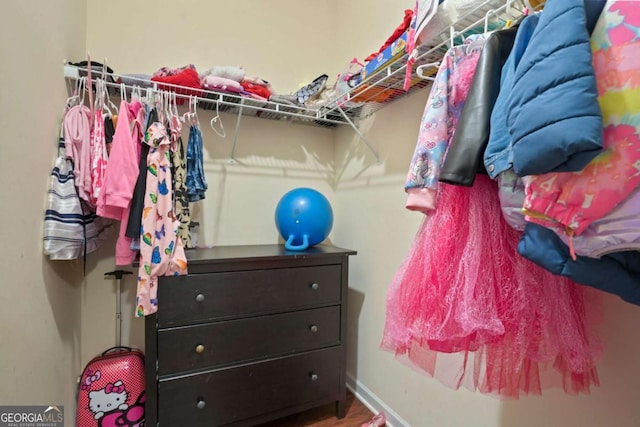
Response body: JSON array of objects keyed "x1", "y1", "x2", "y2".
[{"x1": 144, "y1": 244, "x2": 356, "y2": 427}]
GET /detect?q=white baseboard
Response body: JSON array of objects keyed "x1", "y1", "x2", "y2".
[{"x1": 346, "y1": 373, "x2": 410, "y2": 427}]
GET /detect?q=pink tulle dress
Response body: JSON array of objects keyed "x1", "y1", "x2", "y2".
[{"x1": 381, "y1": 176, "x2": 602, "y2": 397}]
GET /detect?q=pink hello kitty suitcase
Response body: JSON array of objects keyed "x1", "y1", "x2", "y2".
[
  {"x1": 76, "y1": 347, "x2": 145, "y2": 427},
  {"x1": 76, "y1": 270, "x2": 145, "y2": 427}
]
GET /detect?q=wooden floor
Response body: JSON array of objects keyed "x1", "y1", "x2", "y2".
[{"x1": 258, "y1": 391, "x2": 377, "y2": 427}]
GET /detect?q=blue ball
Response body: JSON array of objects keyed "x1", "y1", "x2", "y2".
[{"x1": 275, "y1": 188, "x2": 333, "y2": 251}]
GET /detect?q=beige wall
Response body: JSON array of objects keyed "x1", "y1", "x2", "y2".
[{"x1": 0, "y1": 0, "x2": 87, "y2": 425}]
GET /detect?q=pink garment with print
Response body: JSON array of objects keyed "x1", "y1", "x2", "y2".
[
  {"x1": 136, "y1": 122, "x2": 188, "y2": 317},
  {"x1": 97, "y1": 100, "x2": 144, "y2": 265},
  {"x1": 404, "y1": 36, "x2": 484, "y2": 214},
  {"x1": 64, "y1": 104, "x2": 93, "y2": 204},
  {"x1": 523, "y1": 2, "x2": 640, "y2": 236},
  {"x1": 89, "y1": 110, "x2": 108, "y2": 208}
]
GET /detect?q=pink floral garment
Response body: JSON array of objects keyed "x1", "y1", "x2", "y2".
[
  {"x1": 136, "y1": 122, "x2": 188, "y2": 317},
  {"x1": 89, "y1": 110, "x2": 108, "y2": 208},
  {"x1": 523, "y1": 1, "x2": 640, "y2": 236},
  {"x1": 405, "y1": 35, "x2": 485, "y2": 214}
]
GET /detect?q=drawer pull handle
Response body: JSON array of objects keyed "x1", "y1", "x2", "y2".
[
  {"x1": 196, "y1": 399, "x2": 206, "y2": 409},
  {"x1": 310, "y1": 325, "x2": 318, "y2": 333},
  {"x1": 196, "y1": 344, "x2": 205, "y2": 354},
  {"x1": 195, "y1": 293, "x2": 205, "y2": 303},
  {"x1": 310, "y1": 373, "x2": 318, "y2": 381},
  {"x1": 310, "y1": 283, "x2": 319, "y2": 291}
]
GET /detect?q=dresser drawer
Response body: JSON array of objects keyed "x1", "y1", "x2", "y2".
[
  {"x1": 158, "y1": 346, "x2": 341, "y2": 427},
  {"x1": 157, "y1": 265, "x2": 342, "y2": 327},
  {"x1": 157, "y1": 306, "x2": 341, "y2": 375}
]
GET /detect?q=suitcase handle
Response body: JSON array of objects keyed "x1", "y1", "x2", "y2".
[{"x1": 102, "y1": 346, "x2": 135, "y2": 356}]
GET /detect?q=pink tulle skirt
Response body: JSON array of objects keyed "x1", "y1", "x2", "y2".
[{"x1": 381, "y1": 175, "x2": 602, "y2": 398}]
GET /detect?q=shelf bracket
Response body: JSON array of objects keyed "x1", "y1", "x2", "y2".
[
  {"x1": 229, "y1": 103, "x2": 244, "y2": 164},
  {"x1": 335, "y1": 106, "x2": 380, "y2": 163}
]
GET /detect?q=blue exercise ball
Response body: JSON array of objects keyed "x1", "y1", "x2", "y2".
[{"x1": 275, "y1": 188, "x2": 334, "y2": 251}]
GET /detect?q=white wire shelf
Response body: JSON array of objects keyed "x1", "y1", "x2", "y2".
[
  {"x1": 62, "y1": 0, "x2": 538, "y2": 163},
  {"x1": 63, "y1": 64, "x2": 357, "y2": 129},
  {"x1": 319, "y1": 0, "x2": 537, "y2": 120}
]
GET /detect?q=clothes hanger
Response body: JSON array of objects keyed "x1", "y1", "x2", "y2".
[
  {"x1": 210, "y1": 99, "x2": 226, "y2": 138},
  {"x1": 155, "y1": 90, "x2": 164, "y2": 124},
  {"x1": 449, "y1": 26, "x2": 464, "y2": 48},
  {"x1": 145, "y1": 87, "x2": 154, "y2": 108},
  {"x1": 181, "y1": 95, "x2": 193, "y2": 124},
  {"x1": 104, "y1": 79, "x2": 119, "y2": 115},
  {"x1": 100, "y1": 58, "x2": 108, "y2": 81},
  {"x1": 416, "y1": 62, "x2": 440, "y2": 81},
  {"x1": 484, "y1": 9, "x2": 496, "y2": 34},
  {"x1": 120, "y1": 83, "x2": 128, "y2": 103},
  {"x1": 172, "y1": 92, "x2": 179, "y2": 121},
  {"x1": 65, "y1": 76, "x2": 83, "y2": 109},
  {"x1": 94, "y1": 79, "x2": 105, "y2": 113}
]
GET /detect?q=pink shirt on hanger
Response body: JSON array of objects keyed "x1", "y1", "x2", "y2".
[{"x1": 97, "y1": 100, "x2": 144, "y2": 265}]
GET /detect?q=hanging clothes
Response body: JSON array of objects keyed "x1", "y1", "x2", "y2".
[
  {"x1": 439, "y1": 25, "x2": 519, "y2": 186},
  {"x1": 64, "y1": 103, "x2": 92, "y2": 204},
  {"x1": 136, "y1": 122, "x2": 188, "y2": 317},
  {"x1": 513, "y1": 0, "x2": 640, "y2": 306},
  {"x1": 523, "y1": 0, "x2": 640, "y2": 237},
  {"x1": 88, "y1": 109, "x2": 108, "y2": 208},
  {"x1": 404, "y1": 34, "x2": 485, "y2": 214},
  {"x1": 382, "y1": 176, "x2": 601, "y2": 397},
  {"x1": 186, "y1": 124, "x2": 208, "y2": 202},
  {"x1": 125, "y1": 108, "x2": 156, "y2": 240},
  {"x1": 44, "y1": 122, "x2": 110, "y2": 260},
  {"x1": 519, "y1": 223, "x2": 640, "y2": 306},
  {"x1": 168, "y1": 116, "x2": 192, "y2": 248},
  {"x1": 96, "y1": 99, "x2": 145, "y2": 265}
]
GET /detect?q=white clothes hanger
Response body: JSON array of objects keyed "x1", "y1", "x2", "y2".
[
  {"x1": 65, "y1": 76, "x2": 83, "y2": 108},
  {"x1": 416, "y1": 62, "x2": 440, "y2": 81},
  {"x1": 449, "y1": 26, "x2": 465, "y2": 48},
  {"x1": 94, "y1": 79, "x2": 105, "y2": 113},
  {"x1": 210, "y1": 99, "x2": 226, "y2": 138},
  {"x1": 484, "y1": 9, "x2": 497, "y2": 34},
  {"x1": 120, "y1": 83, "x2": 128, "y2": 103},
  {"x1": 104, "y1": 80, "x2": 118, "y2": 115},
  {"x1": 172, "y1": 92, "x2": 179, "y2": 121},
  {"x1": 145, "y1": 87, "x2": 154, "y2": 108}
]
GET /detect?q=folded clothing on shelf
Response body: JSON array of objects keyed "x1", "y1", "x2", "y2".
[
  {"x1": 199, "y1": 65, "x2": 245, "y2": 82},
  {"x1": 241, "y1": 81, "x2": 271, "y2": 100},
  {"x1": 151, "y1": 65, "x2": 202, "y2": 103},
  {"x1": 202, "y1": 75, "x2": 243, "y2": 93},
  {"x1": 364, "y1": 9, "x2": 414, "y2": 62}
]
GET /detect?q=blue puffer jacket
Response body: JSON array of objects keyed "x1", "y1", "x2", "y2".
[
  {"x1": 518, "y1": 223, "x2": 640, "y2": 306},
  {"x1": 484, "y1": 0, "x2": 603, "y2": 179}
]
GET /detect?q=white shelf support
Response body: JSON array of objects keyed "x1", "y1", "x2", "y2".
[
  {"x1": 229, "y1": 103, "x2": 244, "y2": 164},
  {"x1": 335, "y1": 106, "x2": 380, "y2": 164}
]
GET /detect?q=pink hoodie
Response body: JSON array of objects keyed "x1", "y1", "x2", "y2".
[{"x1": 97, "y1": 100, "x2": 144, "y2": 265}]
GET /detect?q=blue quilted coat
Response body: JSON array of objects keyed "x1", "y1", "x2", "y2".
[{"x1": 484, "y1": 0, "x2": 603, "y2": 179}]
